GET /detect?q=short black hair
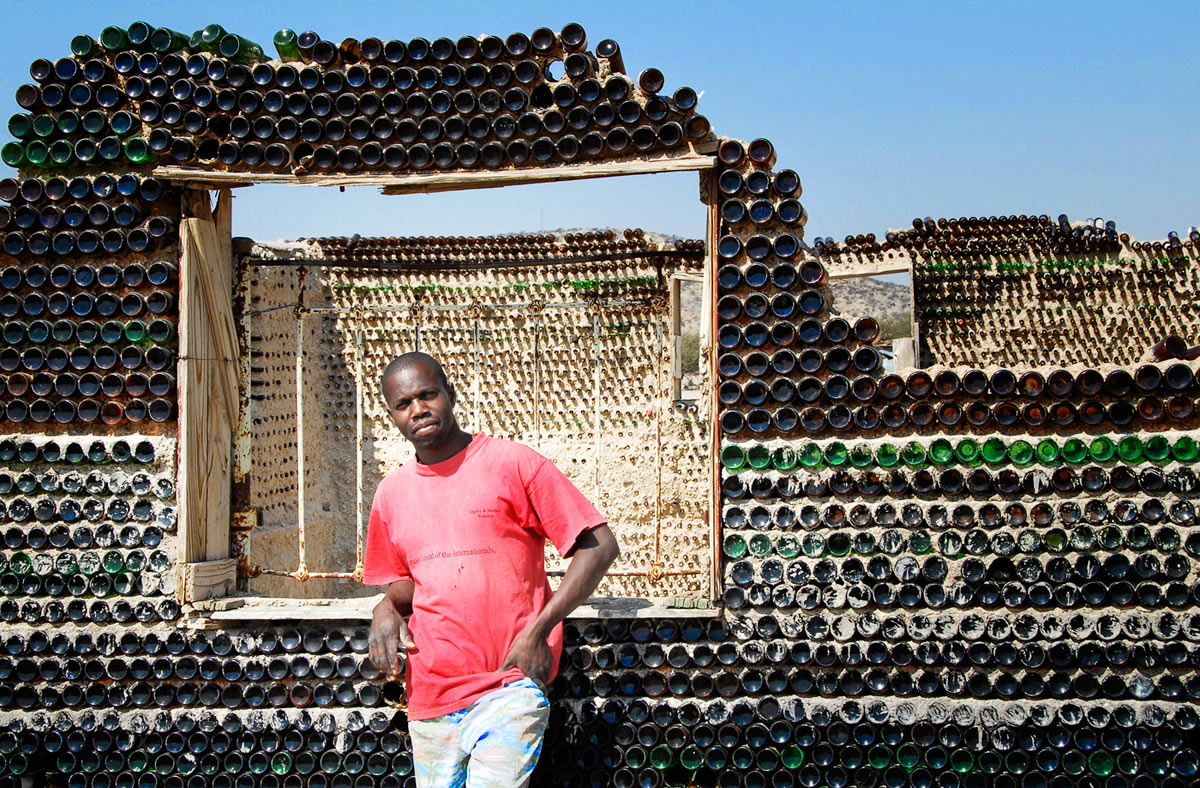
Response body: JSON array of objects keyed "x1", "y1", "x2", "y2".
[{"x1": 381, "y1": 352, "x2": 449, "y2": 394}]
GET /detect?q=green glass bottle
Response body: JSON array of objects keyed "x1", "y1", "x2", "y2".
[
  {"x1": 748, "y1": 533, "x2": 772, "y2": 558},
  {"x1": 32, "y1": 114, "x2": 57, "y2": 138},
  {"x1": 1, "y1": 142, "x2": 25, "y2": 167},
  {"x1": 111, "y1": 109, "x2": 137, "y2": 136},
  {"x1": 955, "y1": 438, "x2": 981, "y2": 465},
  {"x1": 1145, "y1": 435, "x2": 1171, "y2": 462},
  {"x1": 1089, "y1": 436, "x2": 1115, "y2": 462},
  {"x1": 901, "y1": 441, "x2": 927, "y2": 467},
  {"x1": 99, "y1": 26, "x2": 129, "y2": 51},
  {"x1": 1087, "y1": 750, "x2": 1114, "y2": 777},
  {"x1": 772, "y1": 446, "x2": 797, "y2": 471},
  {"x1": 775, "y1": 534, "x2": 799, "y2": 559},
  {"x1": 798, "y1": 443, "x2": 823, "y2": 468},
  {"x1": 1117, "y1": 435, "x2": 1143, "y2": 463},
  {"x1": 747, "y1": 444, "x2": 771, "y2": 470},
  {"x1": 124, "y1": 320, "x2": 149, "y2": 344},
  {"x1": 826, "y1": 533, "x2": 851, "y2": 557},
  {"x1": 1172, "y1": 435, "x2": 1199, "y2": 462},
  {"x1": 48, "y1": 140, "x2": 73, "y2": 166},
  {"x1": 909, "y1": 530, "x2": 932, "y2": 554},
  {"x1": 1036, "y1": 439, "x2": 1059, "y2": 465},
  {"x1": 679, "y1": 745, "x2": 703, "y2": 771},
  {"x1": 1044, "y1": 528, "x2": 1067, "y2": 553},
  {"x1": 781, "y1": 746, "x2": 804, "y2": 769},
  {"x1": 123, "y1": 137, "x2": 152, "y2": 163},
  {"x1": 81, "y1": 109, "x2": 108, "y2": 135},
  {"x1": 950, "y1": 748, "x2": 974, "y2": 774},
  {"x1": 127, "y1": 21, "x2": 153, "y2": 49},
  {"x1": 56, "y1": 111, "x2": 79, "y2": 135},
  {"x1": 188, "y1": 29, "x2": 207, "y2": 51},
  {"x1": 8, "y1": 552, "x2": 31, "y2": 576},
  {"x1": 649, "y1": 745, "x2": 673, "y2": 770},
  {"x1": 201, "y1": 24, "x2": 228, "y2": 49},
  {"x1": 801, "y1": 533, "x2": 825, "y2": 558},
  {"x1": 150, "y1": 27, "x2": 189, "y2": 53},
  {"x1": 219, "y1": 33, "x2": 267, "y2": 63},
  {"x1": 824, "y1": 441, "x2": 848, "y2": 466},
  {"x1": 274, "y1": 29, "x2": 302, "y2": 61},
  {"x1": 928, "y1": 438, "x2": 954, "y2": 465},
  {"x1": 24, "y1": 140, "x2": 48, "y2": 166},
  {"x1": 896, "y1": 742, "x2": 921, "y2": 770},
  {"x1": 867, "y1": 745, "x2": 892, "y2": 769},
  {"x1": 722, "y1": 534, "x2": 747, "y2": 559},
  {"x1": 719, "y1": 445, "x2": 745, "y2": 471},
  {"x1": 1008, "y1": 440, "x2": 1034, "y2": 466},
  {"x1": 127, "y1": 750, "x2": 148, "y2": 773},
  {"x1": 270, "y1": 752, "x2": 292, "y2": 776},
  {"x1": 981, "y1": 438, "x2": 1007, "y2": 464},
  {"x1": 71, "y1": 34, "x2": 97, "y2": 58},
  {"x1": 876, "y1": 443, "x2": 899, "y2": 468},
  {"x1": 7, "y1": 113, "x2": 32, "y2": 139},
  {"x1": 849, "y1": 444, "x2": 873, "y2": 468},
  {"x1": 102, "y1": 550, "x2": 125, "y2": 573},
  {"x1": 1061, "y1": 438, "x2": 1087, "y2": 464}
]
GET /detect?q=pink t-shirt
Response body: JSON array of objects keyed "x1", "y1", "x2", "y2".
[{"x1": 362, "y1": 432, "x2": 606, "y2": 720}]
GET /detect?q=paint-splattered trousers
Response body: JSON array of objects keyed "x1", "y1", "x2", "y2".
[{"x1": 408, "y1": 677, "x2": 551, "y2": 788}]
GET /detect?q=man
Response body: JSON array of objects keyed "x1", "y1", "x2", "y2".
[{"x1": 363, "y1": 351, "x2": 619, "y2": 788}]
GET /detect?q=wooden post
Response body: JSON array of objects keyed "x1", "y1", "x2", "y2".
[{"x1": 177, "y1": 187, "x2": 240, "y2": 602}]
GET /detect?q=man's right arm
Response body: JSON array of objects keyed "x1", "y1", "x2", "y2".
[{"x1": 368, "y1": 579, "x2": 416, "y2": 679}]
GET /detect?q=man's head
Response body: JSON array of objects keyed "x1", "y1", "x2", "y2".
[{"x1": 380, "y1": 352, "x2": 459, "y2": 449}]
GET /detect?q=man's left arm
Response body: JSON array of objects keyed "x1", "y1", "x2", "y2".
[{"x1": 500, "y1": 524, "x2": 619, "y2": 693}]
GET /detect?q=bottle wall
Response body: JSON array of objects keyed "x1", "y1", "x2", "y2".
[
  {"x1": 238, "y1": 232, "x2": 710, "y2": 601},
  {"x1": 0, "y1": 18, "x2": 1197, "y2": 788}
]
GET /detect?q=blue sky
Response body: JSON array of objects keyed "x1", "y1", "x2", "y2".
[{"x1": 1, "y1": 0, "x2": 1196, "y2": 258}]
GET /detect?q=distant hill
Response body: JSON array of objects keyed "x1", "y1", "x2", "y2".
[{"x1": 829, "y1": 277, "x2": 909, "y2": 324}]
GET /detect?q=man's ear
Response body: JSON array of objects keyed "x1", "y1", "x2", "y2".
[{"x1": 446, "y1": 381, "x2": 457, "y2": 405}]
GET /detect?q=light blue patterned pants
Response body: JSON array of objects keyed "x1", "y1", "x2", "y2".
[{"x1": 408, "y1": 677, "x2": 550, "y2": 788}]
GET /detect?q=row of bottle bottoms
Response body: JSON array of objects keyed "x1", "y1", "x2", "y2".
[
  {"x1": 0, "y1": 175, "x2": 169, "y2": 205},
  {"x1": 0, "y1": 663, "x2": 1195, "y2": 713},
  {"x1": 0, "y1": 225, "x2": 175, "y2": 257},
  {"x1": 2, "y1": 493, "x2": 172, "y2": 524},
  {"x1": 1, "y1": 202, "x2": 176, "y2": 235},
  {"x1": 0, "y1": 438, "x2": 159, "y2": 464},
  {"x1": 2, "y1": 344, "x2": 176, "y2": 374},
  {"x1": 723, "y1": 463, "x2": 1198, "y2": 499},
  {"x1": 0, "y1": 397, "x2": 175, "y2": 425},
  {"x1": 566, "y1": 635, "x2": 1197, "y2": 673},
  {"x1": 3, "y1": 712, "x2": 1200, "y2": 788},
  {"x1": 720, "y1": 435, "x2": 1200, "y2": 472},
  {"x1": 716, "y1": 397, "x2": 1198, "y2": 435},
  {"x1": 719, "y1": 527, "x2": 1194, "y2": 573},
  {"x1": 0, "y1": 596, "x2": 179, "y2": 624},
  {"x1": 722, "y1": 573, "x2": 1199, "y2": 613},
  {"x1": 2, "y1": 523, "x2": 171, "y2": 551},
  {"x1": 3, "y1": 319, "x2": 175, "y2": 349}
]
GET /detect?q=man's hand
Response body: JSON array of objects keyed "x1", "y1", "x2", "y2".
[
  {"x1": 369, "y1": 601, "x2": 415, "y2": 679},
  {"x1": 500, "y1": 627, "x2": 553, "y2": 695}
]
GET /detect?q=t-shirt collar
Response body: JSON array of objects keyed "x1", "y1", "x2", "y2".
[{"x1": 411, "y1": 432, "x2": 488, "y2": 476}]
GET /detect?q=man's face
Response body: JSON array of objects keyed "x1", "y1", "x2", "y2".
[{"x1": 382, "y1": 362, "x2": 458, "y2": 449}]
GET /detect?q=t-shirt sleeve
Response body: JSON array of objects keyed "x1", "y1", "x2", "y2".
[
  {"x1": 361, "y1": 482, "x2": 411, "y2": 586},
  {"x1": 525, "y1": 457, "x2": 608, "y2": 557}
]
